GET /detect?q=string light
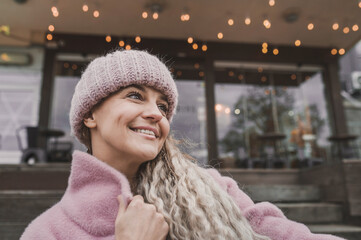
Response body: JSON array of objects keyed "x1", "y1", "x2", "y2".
[
  {"x1": 339, "y1": 48, "x2": 345, "y2": 55},
  {"x1": 258, "y1": 67, "x2": 263, "y2": 73},
  {"x1": 238, "y1": 74, "x2": 244, "y2": 80},
  {"x1": 228, "y1": 18, "x2": 234, "y2": 26},
  {"x1": 228, "y1": 71, "x2": 234, "y2": 77},
  {"x1": 332, "y1": 23, "x2": 339, "y2": 30},
  {"x1": 51, "y1": 6, "x2": 59, "y2": 17},
  {"x1": 269, "y1": 0, "x2": 275, "y2": 7},
  {"x1": 119, "y1": 40, "x2": 125, "y2": 47},
  {"x1": 352, "y1": 24, "x2": 359, "y2": 32},
  {"x1": 263, "y1": 19, "x2": 271, "y2": 29},
  {"x1": 262, "y1": 48, "x2": 268, "y2": 54},
  {"x1": 192, "y1": 43, "x2": 198, "y2": 50},
  {"x1": 199, "y1": 71, "x2": 204, "y2": 77},
  {"x1": 295, "y1": 40, "x2": 301, "y2": 47},
  {"x1": 176, "y1": 70, "x2": 182, "y2": 77},
  {"x1": 152, "y1": 12, "x2": 159, "y2": 20},
  {"x1": 359, "y1": 0, "x2": 361, "y2": 8},
  {"x1": 181, "y1": 13, "x2": 190, "y2": 21},
  {"x1": 125, "y1": 45, "x2": 131, "y2": 50},
  {"x1": 135, "y1": 36, "x2": 141, "y2": 43},
  {"x1": 262, "y1": 42, "x2": 268, "y2": 48},
  {"x1": 307, "y1": 23, "x2": 314, "y2": 30},
  {"x1": 291, "y1": 74, "x2": 297, "y2": 80},
  {"x1": 331, "y1": 48, "x2": 337, "y2": 55},
  {"x1": 82, "y1": 4, "x2": 89, "y2": 12},
  {"x1": 202, "y1": 44, "x2": 207, "y2": 51},
  {"x1": 105, "y1": 35, "x2": 111, "y2": 42},
  {"x1": 93, "y1": 10, "x2": 100, "y2": 18},
  {"x1": 72, "y1": 64, "x2": 78, "y2": 70},
  {"x1": 46, "y1": 33, "x2": 53, "y2": 41},
  {"x1": 194, "y1": 63, "x2": 200, "y2": 69},
  {"x1": 234, "y1": 109, "x2": 240, "y2": 115},
  {"x1": 343, "y1": 27, "x2": 350, "y2": 34},
  {"x1": 225, "y1": 108, "x2": 231, "y2": 114},
  {"x1": 273, "y1": 48, "x2": 279, "y2": 55},
  {"x1": 48, "y1": 25, "x2": 55, "y2": 32},
  {"x1": 245, "y1": 17, "x2": 251, "y2": 25},
  {"x1": 261, "y1": 76, "x2": 267, "y2": 82},
  {"x1": 217, "y1": 32, "x2": 223, "y2": 39},
  {"x1": 187, "y1": 37, "x2": 193, "y2": 44},
  {"x1": 142, "y1": 11, "x2": 148, "y2": 19}
]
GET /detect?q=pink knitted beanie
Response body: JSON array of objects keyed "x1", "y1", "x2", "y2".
[{"x1": 69, "y1": 49, "x2": 178, "y2": 144}]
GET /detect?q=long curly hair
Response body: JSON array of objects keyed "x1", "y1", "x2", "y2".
[{"x1": 134, "y1": 136, "x2": 269, "y2": 240}]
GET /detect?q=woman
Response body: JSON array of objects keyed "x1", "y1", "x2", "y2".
[{"x1": 21, "y1": 50, "x2": 343, "y2": 240}]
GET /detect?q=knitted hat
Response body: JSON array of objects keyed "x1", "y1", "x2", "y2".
[{"x1": 69, "y1": 49, "x2": 178, "y2": 144}]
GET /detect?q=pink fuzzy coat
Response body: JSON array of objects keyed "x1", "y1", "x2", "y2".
[{"x1": 21, "y1": 150, "x2": 344, "y2": 240}]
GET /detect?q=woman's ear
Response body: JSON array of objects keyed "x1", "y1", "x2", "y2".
[{"x1": 83, "y1": 114, "x2": 97, "y2": 129}]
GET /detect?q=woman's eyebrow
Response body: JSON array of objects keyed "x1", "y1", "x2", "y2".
[{"x1": 125, "y1": 84, "x2": 168, "y2": 103}]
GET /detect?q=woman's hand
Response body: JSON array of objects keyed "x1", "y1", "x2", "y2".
[{"x1": 115, "y1": 194, "x2": 169, "y2": 240}]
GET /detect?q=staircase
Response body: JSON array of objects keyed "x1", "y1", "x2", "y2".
[
  {"x1": 0, "y1": 164, "x2": 69, "y2": 240},
  {"x1": 1, "y1": 165, "x2": 361, "y2": 239},
  {"x1": 242, "y1": 184, "x2": 361, "y2": 239}
]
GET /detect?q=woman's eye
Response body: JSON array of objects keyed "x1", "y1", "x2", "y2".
[
  {"x1": 127, "y1": 91, "x2": 142, "y2": 100},
  {"x1": 158, "y1": 104, "x2": 168, "y2": 114}
]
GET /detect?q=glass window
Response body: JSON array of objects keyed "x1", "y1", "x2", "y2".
[
  {"x1": 0, "y1": 46, "x2": 43, "y2": 163},
  {"x1": 171, "y1": 80, "x2": 207, "y2": 166},
  {"x1": 215, "y1": 69, "x2": 331, "y2": 168}
]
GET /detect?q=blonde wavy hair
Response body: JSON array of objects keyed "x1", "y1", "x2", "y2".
[{"x1": 135, "y1": 137, "x2": 268, "y2": 240}]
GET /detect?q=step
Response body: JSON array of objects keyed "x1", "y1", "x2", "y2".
[
  {"x1": 276, "y1": 203, "x2": 343, "y2": 224},
  {"x1": 0, "y1": 190, "x2": 64, "y2": 223},
  {"x1": 308, "y1": 224, "x2": 361, "y2": 240},
  {"x1": 0, "y1": 164, "x2": 70, "y2": 190},
  {"x1": 243, "y1": 184, "x2": 320, "y2": 202},
  {"x1": 0, "y1": 223, "x2": 27, "y2": 240},
  {"x1": 219, "y1": 168, "x2": 300, "y2": 185}
]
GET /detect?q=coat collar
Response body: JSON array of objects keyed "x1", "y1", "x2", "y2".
[{"x1": 60, "y1": 150, "x2": 133, "y2": 237}]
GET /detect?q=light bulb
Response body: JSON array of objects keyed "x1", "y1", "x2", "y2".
[
  {"x1": 82, "y1": 4, "x2": 89, "y2": 12},
  {"x1": 142, "y1": 11, "x2": 148, "y2": 19},
  {"x1": 135, "y1": 36, "x2": 141, "y2": 43},
  {"x1": 295, "y1": 40, "x2": 301, "y2": 47},
  {"x1": 332, "y1": 23, "x2": 339, "y2": 30},
  {"x1": 245, "y1": 17, "x2": 251, "y2": 25},
  {"x1": 217, "y1": 32, "x2": 223, "y2": 39},
  {"x1": 48, "y1": 25, "x2": 55, "y2": 32},
  {"x1": 153, "y1": 12, "x2": 159, "y2": 20},
  {"x1": 307, "y1": 23, "x2": 314, "y2": 30}
]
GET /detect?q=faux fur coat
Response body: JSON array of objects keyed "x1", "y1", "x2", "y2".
[{"x1": 21, "y1": 150, "x2": 344, "y2": 240}]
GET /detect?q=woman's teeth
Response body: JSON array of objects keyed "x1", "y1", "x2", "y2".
[{"x1": 133, "y1": 129, "x2": 155, "y2": 136}]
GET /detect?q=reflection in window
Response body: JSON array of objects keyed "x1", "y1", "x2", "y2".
[
  {"x1": 171, "y1": 80, "x2": 208, "y2": 166},
  {"x1": 216, "y1": 72, "x2": 330, "y2": 168}
]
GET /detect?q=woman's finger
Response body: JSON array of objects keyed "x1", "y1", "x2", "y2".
[{"x1": 117, "y1": 195, "x2": 126, "y2": 215}]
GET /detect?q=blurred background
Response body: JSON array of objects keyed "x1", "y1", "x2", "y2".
[{"x1": 1, "y1": 0, "x2": 361, "y2": 239}]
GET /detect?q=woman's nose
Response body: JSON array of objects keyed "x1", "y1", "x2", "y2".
[{"x1": 142, "y1": 103, "x2": 163, "y2": 122}]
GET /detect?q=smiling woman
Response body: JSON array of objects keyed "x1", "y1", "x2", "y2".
[{"x1": 20, "y1": 50, "x2": 344, "y2": 240}]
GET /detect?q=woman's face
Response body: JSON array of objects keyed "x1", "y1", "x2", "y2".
[{"x1": 86, "y1": 85, "x2": 170, "y2": 165}]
